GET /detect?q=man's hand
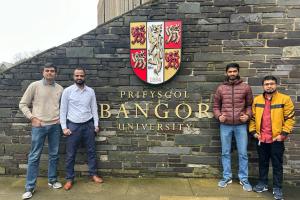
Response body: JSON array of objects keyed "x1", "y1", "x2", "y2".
[
  {"x1": 63, "y1": 128, "x2": 72, "y2": 136},
  {"x1": 95, "y1": 126, "x2": 100, "y2": 133},
  {"x1": 239, "y1": 113, "x2": 249, "y2": 123},
  {"x1": 273, "y1": 135, "x2": 286, "y2": 142},
  {"x1": 254, "y1": 133, "x2": 261, "y2": 141},
  {"x1": 219, "y1": 115, "x2": 226, "y2": 123},
  {"x1": 31, "y1": 117, "x2": 42, "y2": 127}
]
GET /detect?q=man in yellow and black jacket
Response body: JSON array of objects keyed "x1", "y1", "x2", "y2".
[{"x1": 249, "y1": 75, "x2": 295, "y2": 200}]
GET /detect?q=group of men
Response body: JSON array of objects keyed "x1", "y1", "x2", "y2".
[
  {"x1": 19, "y1": 62, "x2": 295, "y2": 200},
  {"x1": 213, "y1": 63, "x2": 295, "y2": 200},
  {"x1": 19, "y1": 63, "x2": 103, "y2": 199}
]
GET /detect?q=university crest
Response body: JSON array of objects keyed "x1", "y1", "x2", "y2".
[{"x1": 130, "y1": 21, "x2": 182, "y2": 84}]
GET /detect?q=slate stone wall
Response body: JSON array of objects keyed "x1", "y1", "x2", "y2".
[{"x1": 0, "y1": 0, "x2": 299, "y2": 185}]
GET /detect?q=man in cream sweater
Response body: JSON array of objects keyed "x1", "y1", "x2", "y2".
[{"x1": 19, "y1": 63, "x2": 63, "y2": 199}]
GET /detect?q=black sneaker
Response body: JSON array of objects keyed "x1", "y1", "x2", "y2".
[
  {"x1": 253, "y1": 183, "x2": 268, "y2": 193},
  {"x1": 273, "y1": 188, "x2": 284, "y2": 200}
]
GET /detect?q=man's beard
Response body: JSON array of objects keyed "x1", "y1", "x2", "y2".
[
  {"x1": 75, "y1": 79, "x2": 85, "y2": 85},
  {"x1": 265, "y1": 89, "x2": 276, "y2": 94},
  {"x1": 227, "y1": 75, "x2": 240, "y2": 81},
  {"x1": 45, "y1": 77, "x2": 55, "y2": 82}
]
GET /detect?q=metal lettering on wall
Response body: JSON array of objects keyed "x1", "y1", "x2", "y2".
[{"x1": 99, "y1": 90, "x2": 213, "y2": 132}]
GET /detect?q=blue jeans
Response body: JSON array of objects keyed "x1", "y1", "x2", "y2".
[
  {"x1": 65, "y1": 120, "x2": 97, "y2": 181},
  {"x1": 220, "y1": 124, "x2": 249, "y2": 182},
  {"x1": 25, "y1": 124, "x2": 61, "y2": 191}
]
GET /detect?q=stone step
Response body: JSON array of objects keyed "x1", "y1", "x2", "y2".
[{"x1": 161, "y1": 196, "x2": 229, "y2": 200}]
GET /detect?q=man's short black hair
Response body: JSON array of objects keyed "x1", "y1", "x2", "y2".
[
  {"x1": 74, "y1": 67, "x2": 86, "y2": 75},
  {"x1": 43, "y1": 62, "x2": 57, "y2": 72},
  {"x1": 262, "y1": 75, "x2": 278, "y2": 85},
  {"x1": 226, "y1": 63, "x2": 240, "y2": 72}
]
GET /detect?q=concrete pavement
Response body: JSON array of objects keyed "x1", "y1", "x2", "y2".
[{"x1": 0, "y1": 177, "x2": 298, "y2": 200}]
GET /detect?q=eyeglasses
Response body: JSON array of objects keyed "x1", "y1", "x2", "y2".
[
  {"x1": 44, "y1": 69, "x2": 55, "y2": 73},
  {"x1": 74, "y1": 75, "x2": 85, "y2": 77},
  {"x1": 263, "y1": 83, "x2": 276, "y2": 86}
]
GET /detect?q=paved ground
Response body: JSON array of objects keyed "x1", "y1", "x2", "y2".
[{"x1": 0, "y1": 177, "x2": 298, "y2": 200}]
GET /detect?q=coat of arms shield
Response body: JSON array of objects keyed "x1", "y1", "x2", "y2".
[{"x1": 130, "y1": 20, "x2": 182, "y2": 84}]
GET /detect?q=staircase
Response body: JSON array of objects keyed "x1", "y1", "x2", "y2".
[{"x1": 97, "y1": 0, "x2": 151, "y2": 25}]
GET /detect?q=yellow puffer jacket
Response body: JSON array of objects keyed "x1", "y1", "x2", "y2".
[{"x1": 249, "y1": 91, "x2": 295, "y2": 138}]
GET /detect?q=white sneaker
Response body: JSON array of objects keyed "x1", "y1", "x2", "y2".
[
  {"x1": 48, "y1": 181, "x2": 62, "y2": 189},
  {"x1": 22, "y1": 189, "x2": 34, "y2": 199}
]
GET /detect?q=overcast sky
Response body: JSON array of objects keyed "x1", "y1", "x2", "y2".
[{"x1": 0, "y1": 0, "x2": 99, "y2": 63}]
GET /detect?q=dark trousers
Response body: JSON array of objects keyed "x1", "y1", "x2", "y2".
[
  {"x1": 257, "y1": 141, "x2": 285, "y2": 189},
  {"x1": 65, "y1": 119, "x2": 97, "y2": 181}
]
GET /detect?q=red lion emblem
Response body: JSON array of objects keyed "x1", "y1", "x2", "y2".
[
  {"x1": 165, "y1": 50, "x2": 180, "y2": 69},
  {"x1": 131, "y1": 25, "x2": 146, "y2": 45}
]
